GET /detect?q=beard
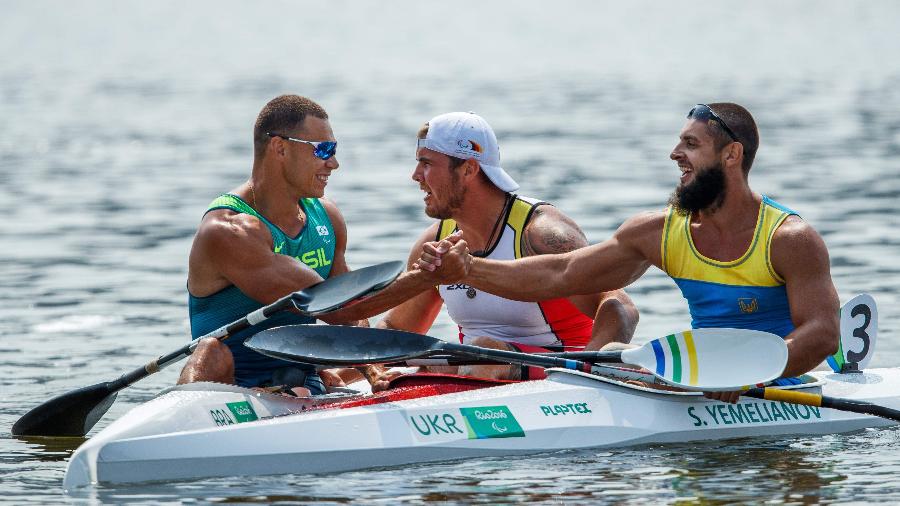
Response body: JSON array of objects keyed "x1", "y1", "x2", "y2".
[
  {"x1": 424, "y1": 171, "x2": 467, "y2": 219},
  {"x1": 669, "y1": 162, "x2": 727, "y2": 215}
]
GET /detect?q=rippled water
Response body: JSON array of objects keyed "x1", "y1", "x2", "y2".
[{"x1": 2, "y1": 1, "x2": 900, "y2": 503}]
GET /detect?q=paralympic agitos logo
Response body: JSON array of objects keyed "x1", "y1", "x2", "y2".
[{"x1": 456, "y1": 139, "x2": 483, "y2": 154}]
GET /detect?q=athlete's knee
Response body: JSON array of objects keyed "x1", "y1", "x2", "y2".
[
  {"x1": 193, "y1": 337, "x2": 230, "y2": 358},
  {"x1": 468, "y1": 335, "x2": 515, "y2": 351},
  {"x1": 464, "y1": 337, "x2": 519, "y2": 379},
  {"x1": 458, "y1": 362, "x2": 521, "y2": 381},
  {"x1": 424, "y1": 365, "x2": 460, "y2": 375},
  {"x1": 178, "y1": 338, "x2": 234, "y2": 384},
  {"x1": 597, "y1": 341, "x2": 640, "y2": 368},
  {"x1": 598, "y1": 342, "x2": 637, "y2": 352}
]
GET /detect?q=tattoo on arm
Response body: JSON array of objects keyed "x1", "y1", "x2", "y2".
[
  {"x1": 524, "y1": 207, "x2": 588, "y2": 256},
  {"x1": 541, "y1": 228, "x2": 580, "y2": 253}
]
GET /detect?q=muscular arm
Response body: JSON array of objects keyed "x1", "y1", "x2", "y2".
[
  {"x1": 307, "y1": 205, "x2": 460, "y2": 324},
  {"x1": 771, "y1": 216, "x2": 840, "y2": 377},
  {"x1": 188, "y1": 210, "x2": 325, "y2": 304},
  {"x1": 360, "y1": 226, "x2": 448, "y2": 391},
  {"x1": 461, "y1": 211, "x2": 663, "y2": 301},
  {"x1": 521, "y1": 206, "x2": 638, "y2": 349},
  {"x1": 188, "y1": 200, "x2": 444, "y2": 325},
  {"x1": 375, "y1": 225, "x2": 446, "y2": 334}
]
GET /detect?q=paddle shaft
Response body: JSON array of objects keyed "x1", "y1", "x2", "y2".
[
  {"x1": 398, "y1": 350, "x2": 900, "y2": 422},
  {"x1": 12, "y1": 261, "x2": 404, "y2": 437},
  {"x1": 743, "y1": 388, "x2": 900, "y2": 422},
  {"x1": 390, "y1": 352, "x2": 628, "y2": 367},
  {"x1": 10, "y1": 292, "x2": 307, "y2": 437},
  {"x1": 111, "y1": 292, "x2": 304, "y2": 390},
  {"x1": 437, "y1": 342, "x2": 620, "y2": 374},
  {"x1": 245, "y1": 324, "x2": 788, "y2": 392},
  {"x1": 110, "y1": 259, "x2": 402, "y2": 389}
]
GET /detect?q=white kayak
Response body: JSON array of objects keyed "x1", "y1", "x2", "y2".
[{"x1": 63, "y1": 367, "x2": 900, "y2": 490}]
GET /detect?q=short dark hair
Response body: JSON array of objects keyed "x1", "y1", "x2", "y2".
[
  {"x1": 706, "y1": 103, "x2": 760, "y2": 174},
  {"x1": 417, "y1": 122, "x2": 466, "y2": 169},
  {"x1": 253, "y1": 95, "x2": 328, "y2": 160}
]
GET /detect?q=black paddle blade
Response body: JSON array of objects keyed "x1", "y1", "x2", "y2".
[
  {"x1": 296, "y1": 260, "x2": 404, "y2": 316},
  {"x1": 245, "y1": 324, "x2": 443, "y2": 366},
  {"x1": 12, "y1": 382, "x2": 117, "y2": 437}
]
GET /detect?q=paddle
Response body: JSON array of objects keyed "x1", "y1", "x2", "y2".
[
  {"x1": 11, "y1": 261, "x2": 404, "y2": 437},
  {"x1": 741, "y1": 387, "x2": 900, "y2": 422},
  {"x1": 545, "y1": 361, "x2": 900, "y2": 423},
  {"x1": 244, "y1": 325, "x2": 788, "y2": 391}
]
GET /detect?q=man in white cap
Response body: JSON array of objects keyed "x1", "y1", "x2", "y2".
[{"x1": 372, "y1": 112, "x2": 638, "y2": 386}]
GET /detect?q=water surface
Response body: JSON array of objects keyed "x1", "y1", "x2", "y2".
[{"x1": 2, "y1": 1, "x2": 899, "y2": 503}]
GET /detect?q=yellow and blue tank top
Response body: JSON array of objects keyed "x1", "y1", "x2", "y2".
[
  {"x1": 661, "y1": 196, "x2": 798, "y2": 338},
  {"x1": 188, "y1": 194, "x2": 335, "y2": 387}
]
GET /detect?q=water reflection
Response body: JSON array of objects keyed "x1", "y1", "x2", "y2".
[{"x1": 14, "y1": 436, "x2": 85, "y2": 462}]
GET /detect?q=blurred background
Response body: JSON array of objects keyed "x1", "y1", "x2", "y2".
[{"x1": 2, "y1": 1, "x2": 899, "y2": 503}]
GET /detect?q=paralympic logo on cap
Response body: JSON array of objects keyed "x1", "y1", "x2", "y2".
[{"x1": 456, "y1": 139, "x2": 483, "y2": 153}]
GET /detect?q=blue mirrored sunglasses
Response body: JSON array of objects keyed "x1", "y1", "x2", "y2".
[
  {"x1": 267, "y1": 132, "x2": 337, "y2": 160},
  {"x1": 687, "y1": 104, "x2": 738, "y2": 142}
]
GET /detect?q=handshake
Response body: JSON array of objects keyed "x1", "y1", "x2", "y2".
[{"x1": 414, "y1": 231, "x2": 471, "y2": 284}]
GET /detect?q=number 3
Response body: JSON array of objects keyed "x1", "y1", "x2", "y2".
[
  {"x1": 846, "y1": 303, "x2": 872, "y2": 363},
  {"x1": 835, "y1": 294, "x2": 878, "y2": 372}
]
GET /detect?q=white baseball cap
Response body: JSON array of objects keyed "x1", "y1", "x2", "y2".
[{"x1": 416, "y1": 111, "x2": 519, "y2": 192}]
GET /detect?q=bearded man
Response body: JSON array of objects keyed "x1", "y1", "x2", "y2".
[{"x1": 421, "y1": 103, "x2": 841, "y2": 403}]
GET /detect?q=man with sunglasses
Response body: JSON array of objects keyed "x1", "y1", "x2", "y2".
[
  {"x1": 178, "y1": 95, "x2": 458, "y2": 395},
  {"x1": 422, "y1": 103, "x2": 840, "y2": 402},
  {"x1": 369, "y1": 112, "x2": 638, "y2": 388}
]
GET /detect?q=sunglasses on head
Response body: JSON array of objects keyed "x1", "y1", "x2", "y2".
[
  {"x1": 267, "y1": 132, "x2": 337, "y2": 160},
  {"x1": 687, "y1": 104, "x2": 738, "y2": 142}
]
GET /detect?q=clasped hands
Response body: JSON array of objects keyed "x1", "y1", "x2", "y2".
[
  {"x1": 407, "y1": 231, "x2": 746, "y2": 403},
  {"x1": 414, "y1": 230, "x2": 471, "y2": 284}
]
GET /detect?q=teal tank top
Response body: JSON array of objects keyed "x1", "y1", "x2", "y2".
[{"x1": 188, "y1": 194, "x2": 336, "y2": 387}]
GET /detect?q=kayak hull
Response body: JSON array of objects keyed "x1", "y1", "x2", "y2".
[{"x1": 64, "y1": 368, "x2": 900, "y2": 490}]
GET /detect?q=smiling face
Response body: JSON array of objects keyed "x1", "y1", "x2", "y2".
[
  {"x1": 280, "y1": 116, "x2": 339, "y2": 198},
  {"x1": 669, "y1": 119, "x2": 728, "y2": 214},
  {"x1": 412, "y1": 147, "x2": 467, "y2": 219}
]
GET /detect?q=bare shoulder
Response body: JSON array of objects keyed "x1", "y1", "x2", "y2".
[
  {"x1": 617, "y1": 210, "x2": 666, "y2": 235},
  {"x1": 773, "y1": 214, "x2": 820, "y2": 238},
  {"x1": 318, "y1": 197, "x2": 347, "y2": 231},
  {"x1": 420, "y1": 221, "x2": 443, "y2": 244},
  {"x1": 405, "y1": 222, "x2": 442, "y2": 266},
  {"x1": 610, "y1": 210, "x2": 667, "y2": 265},
  {"x1": 523, "y1": 205, "x2": 589, "y2": 255},
  {"x1": 772, "y1": 215, "x2": 828, "y2": 251},
  {"x1": 188, "y1": 209, "x2": 273, "y2": 295},
  {"x1": 771, "y1": 215, "x2": 830, "y2": 271},
  {"x1": 195, "y1": 209, "x2": 271, "y2": 251},
  {"x1": 318, "y1": 196, "x2": 341, "y2": 216}
]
